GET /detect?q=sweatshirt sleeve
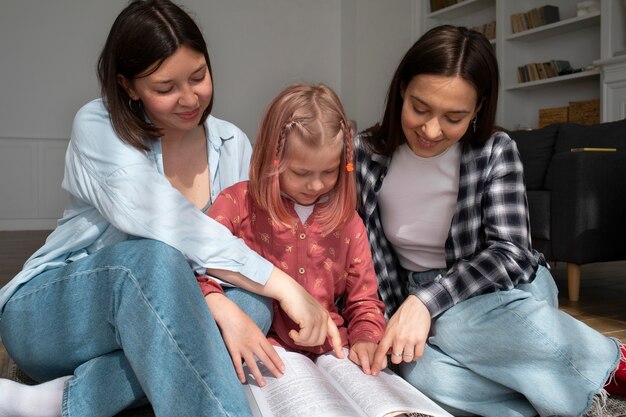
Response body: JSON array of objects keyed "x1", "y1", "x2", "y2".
[{"x1": 62, "y1": 100, "x2": 273, "y2": 285}]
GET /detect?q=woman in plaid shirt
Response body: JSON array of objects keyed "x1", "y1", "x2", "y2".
[{"x1": 357, "y1": 25, "x2": 625, "y2": 417}]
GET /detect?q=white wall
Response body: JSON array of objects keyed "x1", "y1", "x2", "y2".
[
  {"x1": 0, "y1": 0, "x2": 417, "y2": 230},
  {"x1": 0, "y1": 0, "x2": 125, "y2": 230},
  {"x1": 341, "y1": 0, "x2": 416, "y2": 132},
  {"x1": 189, "y1": 0, "x2": 343, "y2": 138}
]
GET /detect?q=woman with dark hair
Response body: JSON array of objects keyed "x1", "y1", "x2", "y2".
[
  {"x1": 357, "y1": 25, "x2": 626, "y2": 416},
  {"x1": 0, "y1": 1, "x2": 339, "y2": 416}
]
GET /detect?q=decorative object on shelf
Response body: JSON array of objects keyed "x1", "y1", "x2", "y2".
[
  {"x1": 576, "y1": 0, "x2": 600, "y2": 16},
  {"x1": 539, "y1": 106, "x2": 569, "y2": 128},
  {"x1": 551, "y1": 59, "x2": 573, "y2": 75},
  {"x1": 511, "y1": 5, "x2": 560, "y2": 33},
  {"x1": 568, "y1": 98, "x2": 600, "y2": 125}
]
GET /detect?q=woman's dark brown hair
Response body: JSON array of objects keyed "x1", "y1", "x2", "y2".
[
  {"x1": 97, "y1": 0, "x2": 213, "y2": 151},
  {"x1": 364, "y1": 25, "x2": 499, "y2": 156}
]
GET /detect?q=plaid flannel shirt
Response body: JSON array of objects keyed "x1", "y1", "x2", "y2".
[{"x1": 355, "y1": 131, "x2": 545, "y2": 318}]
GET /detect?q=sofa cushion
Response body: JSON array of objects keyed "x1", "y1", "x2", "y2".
[
  {"x1": 508, "y1": 124, "x2": 558, "y2": 190},
  {"x1": 553, "y1": 118, "x2": 626, "y2": 154},
  {"x1": 546, "y1": 118, "x2": 626, "y2": 188}
]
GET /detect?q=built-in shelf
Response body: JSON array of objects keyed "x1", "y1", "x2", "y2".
[
  {"x1": 422, "y1": 0, "x2": 625, "y2": 129},
  {"x1": 506, "y1": 11, "x2": 601, "y2": 42},
  {"x1": 506, "y1": 69, "x2": 601, "y2": 91},
  {"x1": 594, "y1": 54, "x2": 626, "y2": 67}
]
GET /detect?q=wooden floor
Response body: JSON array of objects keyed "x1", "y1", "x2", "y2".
[{"x1": 1, "y1": 230, "x2": 625, "y2": 361}]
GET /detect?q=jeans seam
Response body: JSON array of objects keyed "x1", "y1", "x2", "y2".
[
  {"x1": 11, "y1": 264, "x2": 232, "y2": 417},
  {"x1": 7, "y1": 266, "x2": 123, "y2": 302},
  {"x1": 122, "y1": 265, "x2": 231, "y2": 416},
  {"x1": 63, "y1": 360, "x2": 97, "y2": 417},
  {"x1": 498, "y1": 294, "x2": 598, "y2": 387}
]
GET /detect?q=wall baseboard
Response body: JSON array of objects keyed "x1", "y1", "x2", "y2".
[{"x1": 0, "y1": 219, "x2": 58, "y2": 231}]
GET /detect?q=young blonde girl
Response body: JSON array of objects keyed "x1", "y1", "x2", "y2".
[{"x1": 202, "y1": 83, "x2": 386, "y2": 375}]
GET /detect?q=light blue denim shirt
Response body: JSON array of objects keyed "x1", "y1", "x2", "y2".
[{"x1": 0, "y1": 99, "x2": 273, "y2": 314}]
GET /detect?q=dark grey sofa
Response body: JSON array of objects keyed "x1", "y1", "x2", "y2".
[{"x1": 508, "y1": 118, "x2": 626, "y2": 301}]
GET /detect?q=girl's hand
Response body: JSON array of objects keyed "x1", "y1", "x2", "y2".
[
  {"x1": 204, "y1": 267, "x2": 344, "y2": 358},
  {"x1": 371, "y1": 295, "x2": 431, "y2": 375},
  {"x1": 204, "y1": 293, "x2": 285, "y2": 387},
  {"x1": 349, "y1": 341, "x2": 384, "y2": 375}
]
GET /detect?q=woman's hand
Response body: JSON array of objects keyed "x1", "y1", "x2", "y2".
[
  {"x1": 349, "y1": 341, "x2": 383, "y2": 375},
  {"x1": 205, "y1": 267, "x2": 344, "y2": 358},
  {"x1": 371, "y1": 295, "x2": 431, "y2": 375},
  {"x1": 256, "y1": 268, "x2": 344, "y2": 358},
  {"x1": 205, "y1": 293, "x2": 284, "y2": 387}
]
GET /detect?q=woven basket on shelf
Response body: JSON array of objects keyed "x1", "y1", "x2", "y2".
[
  {"x1": 539, "y1": 106, "x2": 569, "y2": 128},
  {"x1": 568, "y1": 98, "x2": 600, "y2": 125}
]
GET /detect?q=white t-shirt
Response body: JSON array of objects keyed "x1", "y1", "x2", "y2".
[{"x1": 378, "y1": 143, "x2": 461, "y2": 271}]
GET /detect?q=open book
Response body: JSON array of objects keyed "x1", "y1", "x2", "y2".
[{"x1": 244, "y1": 347, "x2": 453, "y2": 417}]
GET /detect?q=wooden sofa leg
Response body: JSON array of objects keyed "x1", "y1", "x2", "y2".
[{"x1": 567, "y1": 263, "x2": 581, "y2": 302}]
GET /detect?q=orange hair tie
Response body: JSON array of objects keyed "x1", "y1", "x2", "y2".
[
  {"x1": 346, "y1": 162, "x2": 354, "y2": 172},
  {"x1": 273, "y1": 159, "x2": 280, "y2": 167}
]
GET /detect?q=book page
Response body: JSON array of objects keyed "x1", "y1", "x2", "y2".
[
  {"x1": 244, "y1": 348, "x2": 367, "y2": 417},
  {"x1": 315, "y1": 352, "x2": 453, "y2": 417}
]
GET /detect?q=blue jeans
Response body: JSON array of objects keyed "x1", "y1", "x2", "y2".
[
  {"x1": 0, "y1": 239, "x2": 272, "y2": 417},
  {"x1": 400, "y1": 265, "x2": 620, "y2": 417}
]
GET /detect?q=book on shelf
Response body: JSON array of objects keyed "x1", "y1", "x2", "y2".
[
  {"x1": 517, "y1": 60, "x2": 572, "y2": 83},
  {"x1": 471, "y1": 21, "x2": 496, "y2": 41},
  {"x1": 244, "y1": 347, "x2": 453, "y2": 417},
  {"x1": 517, "y1": 64, "x2": 529, "y2": 82},
  {"x1": 523, "y1": 11, "x2": 533, "y2": 30},
  {"x1": 526, "y1": 63, "x2": 540, "y2": 81},
  {"x1": 536, "y1": 63, "x2": 548, "y2": 79},
  {"x1": 530, "y1": 8, "x2": 541, "y2": 28},
  {"x1": 484, "y1": 20, "x2": 496, "y2": 40},
  {"x1": 542, "y1": 62, "x2": 558, "y2": 78},
  {"x1": 510, "y1": 5, "x2": 560, "y2": 33},
  {"x1": 429, "y1": 0, "x2": 459, "y2": 13},
  {"x1": 510, "y1": 13, "x2": 525, "y2": 33}
]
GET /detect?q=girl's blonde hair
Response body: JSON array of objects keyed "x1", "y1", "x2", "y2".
[{"x1": 249, "y1": 83, "x2": 355, "y2": 234}]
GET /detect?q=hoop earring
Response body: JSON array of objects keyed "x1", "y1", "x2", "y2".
[
  {"x1": 472, "y1": 116, "x2": 477, "y2": 133},
  {"x1": 128, "y1": 98, "x2": 141, "y2": 112}
]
